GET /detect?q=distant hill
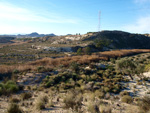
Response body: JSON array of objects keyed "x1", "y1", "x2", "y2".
[
  {"x1": 0, "y1": 32, "x2": 56, "y2": 43},
  {"x1": 0, "y1": 36, "x2": 15, "y2": 43},
  {"x1": 0, "y1": 32, "x2": 56, "y2": 39},
  {"x1": 83, "y1": 30, "x2": 150, "y2": 49},
  {"x1": 17, "y1": 32, "x2": 56, "y2": 38}
]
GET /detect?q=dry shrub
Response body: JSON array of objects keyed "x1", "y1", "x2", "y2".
[
  {"x1": 88, "y1": 55, "x2": 99, "y2": 62},
  {"x1": 120, "y1": 91, "x2": 129, "y2": 97},
  {"x1": 48, "y1": 99, "x2": 54, "y2": 107},
  {"x1": 17, "y1": 65, "x2": 34, "y2": 72},
  {"x1": 121, "y1": 95, "x2": 133, "y2": 104},
  {"x1": 95, "y1": 90, "x2": 105, "y2": 99},
  {"x1": 35, "y1": 99, "x2": 45, "y2": 110},
  {"x1": 39, "y1": 95, "x2": 49, "y2": 104},
  {"x1": 9, "y1": 97, "x2": 20, "y2": 103},
  {"x1": 87, "y1": 101, "x2": 100, "y2": 113},
  {"x1": 50, "y1": 59, "x2": 60, "y2": 66},
  {"x1": 63, "y1": 91, "x2": 83, "y2": 112},
  {"x1": 0, "y1": 49, "x2": 150, "y2": 74},
  {"x1": 100, "y1": 49, "x2": 150, "y2": 58},
  {"x1": 78, "y1": 56, "x2": 90, "y2": 64},
  {"x1": 139, "y1": 96, "x2": 150, "y2": 112},
  {"x1": 35, "y1": 95, "x2": 48, "y2": 110},
  {"x1": 29, "y1": 57, "x2": 52, "y2": 66},
  {"x1": 126, "y1": 105, "x2": 139, "y2": 113},
  {"x1": 99, "y1": 104, "x2": 112, "y2": 113},
  {"x1": 21, "y1": 92, "x2": 32, "y2": 100},
  {"x1": 0, "y1": 65, "x2": 15, "y2": 74},
  {"x1": 7, "y1": 103, "x2": 22, "y2": 113}
]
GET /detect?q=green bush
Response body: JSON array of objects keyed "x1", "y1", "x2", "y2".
[
  {"x1": 0, "y1": 80, "x2": 19, "y2": 95},
  {"x1": 0, "y1": 83, "x2": 4, "y2": 88},
  {"x1": 44, "y1": 72, "x2": 77, "y2": 88},
  {"x1": 45, "y1": 78, "x2": 55, "y2": 87},
  {"x1": 0, "y1": 83, "x2": 4, "y2": 95},
  {"x1": 110, "y1": 58, "x2": 116, "y2": 64},
  {"x1": 0, "y1": 87, "x2": 3, "y2": 95},
  {"x1": 116, "y1": 59, "x2": 136, "y2": 80},
  {"x1": 6, "y1": 84, "x2": 19, "y2": 93},
  {"x1": 70, "y1": 62, "x2": 80, "y2": 73},
  {"x1": 13, "y1": 69, "x2": 19, "y2": 74},
  {"x1": 77, "y1": 48, "x2": 82, "y2": 55}
]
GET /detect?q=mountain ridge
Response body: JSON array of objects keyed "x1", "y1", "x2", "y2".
[{"x1": 0, "y1": 32, "x2": 56, "y2": 38}]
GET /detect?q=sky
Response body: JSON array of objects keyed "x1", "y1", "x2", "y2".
[{"x1": 0, "y1": 0, "x2": 150, "y2": 35}]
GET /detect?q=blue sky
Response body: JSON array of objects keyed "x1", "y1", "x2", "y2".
[{"x1": 0, "y1": 0, "x2": 150, "y2": 35}]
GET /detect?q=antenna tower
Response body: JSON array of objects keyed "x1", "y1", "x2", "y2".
[{"x1": 98, "y1": 11, "x2": 101, "y2": 32}]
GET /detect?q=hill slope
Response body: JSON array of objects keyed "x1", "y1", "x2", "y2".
[
  {"x1": 83, "y1": 30, "x2": 150, "y2": 49},
  {"x1": 0, "y1": 36, "x2": 15, "y2": 43}
]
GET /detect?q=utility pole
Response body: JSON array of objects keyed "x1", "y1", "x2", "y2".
[{"x1": 98, "y1": 11, "x2": 101, "y2": 32}]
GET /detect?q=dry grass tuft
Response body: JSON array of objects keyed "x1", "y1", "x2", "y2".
[{"x1": 7, "y1": 103, "x2": 22, "y2": 113}]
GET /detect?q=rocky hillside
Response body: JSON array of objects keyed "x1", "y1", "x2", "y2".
[{"x1": 83, "y1": 30, "x2": 150, "y2": 49}]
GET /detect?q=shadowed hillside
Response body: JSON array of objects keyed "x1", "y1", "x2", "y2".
[
  {"x1": 83, "y1": 30, "x2": 150, "y2": 49},
  {"x1": 0, "y1": 36, "x2": 15, "y2": 43}
]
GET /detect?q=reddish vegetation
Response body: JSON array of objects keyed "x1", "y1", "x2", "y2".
[
  {"x1": 0, "y1": 49, "x2": 150, "y2": 74},
  {"x1": 99, "y1": 49, "x2": 150, "y2": 57}
]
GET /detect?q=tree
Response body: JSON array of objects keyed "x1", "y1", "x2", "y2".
[
  {"x1": 77, "y1": 48, "x2": 82, "y2": 55},
  {"x1": 116, "y1": 59, "x2": 137, "y2": 80},
  {"x1": 94, "y1": 39, "x2": 112, "y2": 50},
  {"x1": 82, "y1": 47, "x2": 91, "y2": 55},
  {"x1": 94, "y1": 39, "x2": 104, "y2": 50}
]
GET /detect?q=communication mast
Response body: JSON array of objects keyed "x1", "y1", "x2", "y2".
[{"x1": 98, "y1": 11, "x2": 101, "y2": 32}]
